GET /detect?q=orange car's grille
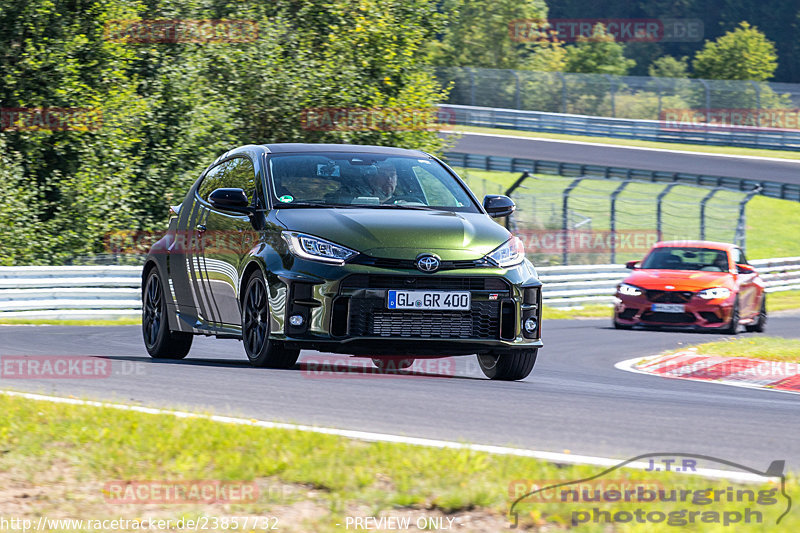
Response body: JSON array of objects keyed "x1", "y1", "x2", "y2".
[{"x1": 646, "y1": 290, "x2": 694, "y2": 303}]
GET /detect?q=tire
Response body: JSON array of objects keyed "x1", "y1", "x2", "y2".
[
  {"x1": 142, "y1": 269, "x2": 193, "y2": 359},
  {"x1": 477, "y1": 349, "x2": 537, "y2": 381},
  {"x1": 241, "y1": 270, "x2": 300, "y2": 369},
  {"x1": 722, "y1": 298, "x2": 740, "y2": 335},
  {"x1": 745, "y1": 296, "x2": 767, "y2": 333},
  {"x1": 613, "y1": 316, "x2": 633, "y2": 330},
  {"x1": 372, "y1": 357, "x2": 415, "y2": 372}
]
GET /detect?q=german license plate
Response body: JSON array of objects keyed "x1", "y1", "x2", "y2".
[
  {"x1": 387, "y1": 290, "x2": 470, "y2": 310},
  {"x1": 651, "y1": 303, "x2": 685, "y2": 313}
]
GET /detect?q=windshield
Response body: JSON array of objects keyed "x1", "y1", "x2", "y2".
[
  {"x1": 267, "y1": 153, "x2": 478, "y2": 212},
  {"x1": 640, "y1": 247, "x2": 731, "y2": 271}
]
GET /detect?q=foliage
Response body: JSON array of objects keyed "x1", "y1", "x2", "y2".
[
  {"x1": 564, "y1": 24, "x2": 636, "y2": 76},
  {"x1": 0, "y1": 0, "x2": 448, "y2": 265},
  {"x1": 648, "y1": 55, "x2": 689, "y2": 78},
  {"x1": 692, "y1": 22, "x2": 778, "y2": 81}
]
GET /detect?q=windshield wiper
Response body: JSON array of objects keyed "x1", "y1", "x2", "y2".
[
  {"x1": 275, "y1": 201, "x2": 361, "y2": 209},
  {"x1": 360, "y1": 204, "x2": 438, "y2": 211}
]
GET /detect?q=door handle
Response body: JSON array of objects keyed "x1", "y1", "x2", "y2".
[{"x1": 196, "y1": 224, "x2": 207, "y2": 233}]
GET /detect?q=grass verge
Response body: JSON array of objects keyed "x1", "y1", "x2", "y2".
[
  {"x1": 673, "y1": 337, "x2": 800, "y2": 363},
  {"x1": 452, "y1": 126, "x2": 800, "y2": 161},
  {"x1": 0, "y1": 392, "x2": 796, "y2": 531}
]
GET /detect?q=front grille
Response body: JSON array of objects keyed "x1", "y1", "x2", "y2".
[
  {"x1": 641, "y1": 311, "x2": 695, "y2": 324},
  {"x1": 341, "y1": 274, "x2": 509, "y2": 292},
  {"x1": 619, "y1": 308, "x2": 638, "y2": 319},
  {"x1": 646, "y1": 290, "x2": 694, "y2": 303},
  {"x1": 348, "y1": 299, "x2": 500, "y2": 339},
  {"x1": 350, "y1": 255, "x2": 489, "y2": 271}
]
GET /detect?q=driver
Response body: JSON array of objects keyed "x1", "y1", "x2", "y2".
[{"x1": 366, "y1": 162, "x2": 397, "y2": 202}]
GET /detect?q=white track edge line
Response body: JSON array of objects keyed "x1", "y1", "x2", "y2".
[
  {"x1": 615, "y1": 356, "x2": 800, "y2": 397},
  {"x1": 0, "y1": 389, "x2": 769, "y2": 483},
  {"x1": 454, "y1": 131, "x2": 800, "y2": 164}
]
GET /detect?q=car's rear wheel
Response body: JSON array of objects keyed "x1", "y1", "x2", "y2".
[
  {"x1": 477, "y1": 349, "x2": 537, "y2": 381},
  {"x1": 372, "y1": 357, "x2": 415, "y2": 372},
  {"x1": 142, "y1": 269, "x2": 192, "y2": 359},
  {"x1": 745, "y1": 296, "x2": 767, "y2": 333},
  {"x1": 242, "y1": 270, "x2": 300, "y2": 369},
  {"x1": 722, "y1": 298, "x2": 740, "y2": 335}
]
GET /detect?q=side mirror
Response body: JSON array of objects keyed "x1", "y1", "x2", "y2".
[
  {"x1": 483, "y1": 195, "x2": 515, "y2": 218},
  {"x1": 626, "y1": 260, "x2": 640, "y2": 270},
  {"x1": 208, "y1": 188, "x2": 253, "y2": 214},
  {"x1": 736, "y1": 264, "x2": 756, "y2": 274}
]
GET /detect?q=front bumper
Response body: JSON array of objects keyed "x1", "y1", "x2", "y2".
[
  {"x1": 267, "y1": 259, "x2": 543, "y2": 356},
  {"x1": 614, "y1": 292, "x2": 734, "y2": 328}
]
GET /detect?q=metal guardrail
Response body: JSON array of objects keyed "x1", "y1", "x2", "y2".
[
  {"x1": 1, "y1": 260, "x2": 798, "y2": 318},
  {"x1": 442, "y1": 104, "x2": 800, "y2": 151},
  {"x1": 443, "y1": 152, "x2": 800, "y2": 203}
]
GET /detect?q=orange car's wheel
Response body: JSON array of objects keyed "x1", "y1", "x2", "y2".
[{"x1": 722, "y1": 298, "x2": 740, "y2": 335}]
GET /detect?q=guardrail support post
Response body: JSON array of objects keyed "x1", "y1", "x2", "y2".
[
  {"x1": 609, "y1": 180, "x2": 632, "y2": 263},
  {"x1": 562, "y1": 178, "x2": 585, "y2": 265},
  {"x1": 735, "y1": 186, "x2": 763, "y2": 251},
  {"x1": 699, "y1": 187, "x2": 724, "y2": 240},
  {"x1": 656, "y1": 183, "x2": 679, "y2": 241}
]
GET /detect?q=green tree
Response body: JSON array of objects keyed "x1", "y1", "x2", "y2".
[
  {"x1": 428, "y1": 0, "x2": 548, "y2": 70},
  {"x1": 692, "y1": 22, "x2": 778, "y2": 81},
  {"x1": 648, "y1": 55, "x2": 689, "y2": 78},
  {"x1": 564, "y1": 24, "x2": 635, "y2": 75}
]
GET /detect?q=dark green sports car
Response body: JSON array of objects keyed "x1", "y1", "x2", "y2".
[{"x1": 141, "y1": 144, "x2": 543, "y2": 380}]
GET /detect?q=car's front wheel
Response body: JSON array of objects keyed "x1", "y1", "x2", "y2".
[
  {"x1": 477, "y1": 349, "x2": 537, "y2": 381},
  {"x1": 241, "y1": 270, "x2": 300, "y2": 369},
  {"x1": 142, "y1": 269, "x2": 193, "y2": 359},
  {"x1": 722, "y1": 298, "x2": 740, "y2": 335}
]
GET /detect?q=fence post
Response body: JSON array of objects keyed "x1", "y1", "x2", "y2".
[
  {"x1": 514, "y1": 71, "x2": 521, "y2": 109},
  {"x1": 656, "y1": 183, "x2": 679, "y2": 241},
  {"x1": 699, "y1": 187, "x2": 724, "y2": 240},
  {"x1": 605, "y1": 75, "x2": 616, "y2": 117},
  {"x1": 750, "y1": 80, "x2": 761, "y2": 127},
  {"x1": 735, "y1": 186, "x2": 762, "y2": 251},
  {"x1": 654, "y1": 77, "x2": 662, "y2": 121},
  {"x1": 562, "y1": 178, "x2": 584, "y2": 265},
  {"x1": 469, "y1": 68, "x2": 476, "y2": 106},
  {"x1": 700, "y1": 79, "x2": 711, "y2": 143},
  {"x1": 557, "y1": 72, "x2": 567, "y2": 113},
  {"x1": 609, "y1": 180, "x2": 631, "y2": 263}
]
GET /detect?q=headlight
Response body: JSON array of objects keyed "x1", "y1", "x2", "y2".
[
  {"x1": 281, "y1": 232, "x2": 357, "y2": 264},
  {"x1": 618, "y1": 283, "x2": 643, "y2": 296},
  {"x1": 697, "y1": 287, "x2": 731, "y2": 300},
  {"x1": 485, "y1": 237, "x2": 525, "y2": 268}
]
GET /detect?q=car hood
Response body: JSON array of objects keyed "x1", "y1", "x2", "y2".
[
  {"x1": 274, "y1": 208, "x2": 510, "y2": 260},
  {"x1": 623, "y1": 269, "x2": 735, "y2": 291}
]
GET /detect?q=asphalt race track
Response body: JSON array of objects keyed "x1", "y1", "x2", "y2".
[
  {"x1": 3, "y1": 317, "x2": 799, "y2": 469},
  {"x1": 446, "y1": 131, "x2": 800, "y2": 185}
]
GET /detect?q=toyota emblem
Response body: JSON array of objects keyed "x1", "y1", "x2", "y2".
[{"x1": 416, "y1": 255, "x2": 440, "y2": 273}]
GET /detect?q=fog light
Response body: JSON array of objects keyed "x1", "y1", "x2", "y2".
[
  {"x1": 289, "y1": 314, "x2": 304, "y2": 326},
  {"x1": 524, "y1": 317, "x2": 538, "y2": 334}
]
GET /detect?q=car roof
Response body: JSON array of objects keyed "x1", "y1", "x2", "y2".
[
  {"x1": 653, "y1": 240, "x2": 736, "y2": 251},
  {"x1": 262, "y1": 143, "x2": 428, "y2": 157}
]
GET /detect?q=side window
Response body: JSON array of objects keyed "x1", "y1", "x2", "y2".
[
  {"x1": 197, "y1": 158, "x2": 257, "y2": 204},
  {"x1": 733, "y1": 248, "x2": 748, "y2": 265}
]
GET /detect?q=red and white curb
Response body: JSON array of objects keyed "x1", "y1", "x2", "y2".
[{"x1": 616, "y1": 350, "x2": 800, "y2": 395}]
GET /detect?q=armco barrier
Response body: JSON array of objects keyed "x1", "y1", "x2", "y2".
[
  {"x1": 0, "y1": 259, "x2": 798, "y2": 319},
  {"x1": 440, "y1": 104, "x2": 800, "y2": 151}
]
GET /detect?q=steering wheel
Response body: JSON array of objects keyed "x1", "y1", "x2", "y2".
[{"x1": 387, "y1": 194, "x2": 426, "y2": 205}]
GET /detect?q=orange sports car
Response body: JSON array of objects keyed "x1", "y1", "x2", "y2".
[{"x1": 613, "y1": 241, "x2": 767, "y2": 334}]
